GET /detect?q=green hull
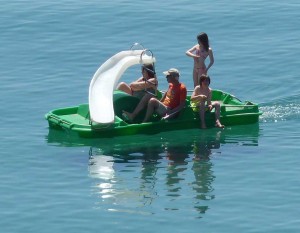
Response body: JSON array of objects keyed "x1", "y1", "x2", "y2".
[{"x1": 45, "y1": 90, "x2": 262, "y2": 138}]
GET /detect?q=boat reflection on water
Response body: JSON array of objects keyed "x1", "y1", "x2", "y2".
[
  {"x1": 46, "y1": 123, "x2": 260, "y2": 217},
  {"x1": 163, "y1": 130, "x2": 221, "y2": 216}
]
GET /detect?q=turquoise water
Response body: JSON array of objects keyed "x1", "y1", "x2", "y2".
[{"x1": 1, "y1": 1, "x2": 300, "y2": 232}]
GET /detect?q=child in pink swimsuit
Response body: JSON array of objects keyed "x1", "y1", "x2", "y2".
[{"x1": 186, "y1": 32, "x2": 214, "y2": 87}]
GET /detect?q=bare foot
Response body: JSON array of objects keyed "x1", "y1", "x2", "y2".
[
  {"x1": 215, "y1": 120, "x2": 224, "y2": 128},
  {"x1": 122, "y1": 110, "x2": 134, "y2": 121}
]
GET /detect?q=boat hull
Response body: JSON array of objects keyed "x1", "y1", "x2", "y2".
[{"x1": 45, "y1": 90, "x2": 262, "y2": 138}]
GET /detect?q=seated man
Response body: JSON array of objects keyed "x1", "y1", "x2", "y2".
[
  {"x1": 191, "y1": 74, "x2": 224, "y2": 129},
  {"x1": 142, "y1": 68, "x2": 187, "y2": 123}
]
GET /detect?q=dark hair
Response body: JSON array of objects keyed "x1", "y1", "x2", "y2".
[
  {"x1": 142, "y1": 64, "x2": 156, "y2": 78},
  {"x1": 197, "y1": 32, "x2": 209, "y2": 52},
  {"x1": 200, "y1": 74, "x2": 210, "y2": 86}
]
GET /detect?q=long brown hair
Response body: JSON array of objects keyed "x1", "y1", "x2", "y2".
[
  {"x1": 142, "y1": 64, "x2": 155, "y2": 78},
  {"x1": 197, "y1": 32, "x2": 209, "y2": 52}
]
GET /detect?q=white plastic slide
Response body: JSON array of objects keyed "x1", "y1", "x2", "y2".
[{"x1": 89, "y1": 50, "x2": 156, "y2": 124}]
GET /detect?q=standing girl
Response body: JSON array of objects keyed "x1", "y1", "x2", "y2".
[{"x1": 186, "y1": 32, "x2": 214, "y2": 87}]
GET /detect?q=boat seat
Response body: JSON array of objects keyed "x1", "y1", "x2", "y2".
[
  {"x1": 77, "y1": 104, "x2": 90, "y2": 118},
  {"x1": 113, "y1": 90, "x2": 166, "y2": 123},
  {"x1": 113, "y1": 91, "x2": 140, "y2": 118}
]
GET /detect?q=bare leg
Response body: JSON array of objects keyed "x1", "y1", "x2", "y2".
[
  {"x1": 199, "y1": 101, "x2": 207, "y2": 129},
  {"x1": 142, "y1": 98, "x2": 159, "y2": 123},
  {"x1": 193, "y1": 69, "x2": 199, "y2": 88},
  {"x1": 193, "y1": 67, "x2": 206, "y2": 88},
  {"x1": 123, "y1": 94, "x2": 152, "y2": 121},
  {"x1": 116, "y1": 82, "x2": 132, "y2": 95},
  {"x1": 213, "y1": 101, "x2": 224, "y2": 128}
]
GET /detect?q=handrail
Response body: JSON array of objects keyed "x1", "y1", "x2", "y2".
[
  {"x1": 140, "y1": 49, "x2": 157, "y2": 97},
  {"x1": 221, "y1": 104, "x2": 256, "y2": 108},
  {"x1": 190, "y1": 104, "x2": 257, "y2": 109},
  {"x1": 47, "y1": 114, "x2": 73, "y2": 128},
  {"x1": 162, "y1": 105, "x2": 187, "y2": 120},
  {"x1": 130, "y1": 42, "x2": 144, "y2": 50}
]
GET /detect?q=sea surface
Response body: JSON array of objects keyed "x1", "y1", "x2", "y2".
[{"x1": 1, "y1": 1, "x2": 300, "y2": 232}]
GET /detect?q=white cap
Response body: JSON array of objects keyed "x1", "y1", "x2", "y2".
[{"x1": 163, "y1": 68, "x2": 180, "y2": 77}]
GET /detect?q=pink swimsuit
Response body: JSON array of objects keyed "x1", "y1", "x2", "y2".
[{"x1": 196, "y1": 48, "x2": 208, "y2": 59}]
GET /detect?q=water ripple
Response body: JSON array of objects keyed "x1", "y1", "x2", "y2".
[{"x1": 260, "y1": 94, "x2": 300, "y2": 122}]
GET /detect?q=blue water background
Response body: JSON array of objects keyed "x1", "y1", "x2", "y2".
[{"x1": 1, "y1": 1, "x2": 300, "y2": 232}]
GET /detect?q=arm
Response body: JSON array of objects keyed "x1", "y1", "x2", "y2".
[
  {"x1": 160, "y1": 91, "x2": 167, "y2": 102},
  {"x1": 191, "y1": 87, "x2": 207, "y2": 103},
  {"x1": 145, "y1": 77, "x2": 158, "y2": 88},
  {"x1": 130, "y1": 77, "x2": 157, "y2": 91},
  {"x1": 168, "y1": 100, "x2": 185, "y2": 115},
  {"x1": 207, "y1": 89, "x2": 213, "y2": 110},
  {"x1": 185, "y1": 45, "x2": 199, "y2": 58},
  {"x1": 205, "y1": 48, "x2": 214, "y2": 73}
]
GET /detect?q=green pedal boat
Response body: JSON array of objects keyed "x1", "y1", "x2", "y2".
[{"x1": 45, "y1": 46, "x2": 262, "y2": 138}]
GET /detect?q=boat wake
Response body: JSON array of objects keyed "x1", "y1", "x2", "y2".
[{"x1": 259, "y1": 94, "x2": 300, "y2": 122}]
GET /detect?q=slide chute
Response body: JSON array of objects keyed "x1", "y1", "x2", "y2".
[{"x1": 89, "y1": 49, "x2": 156, "y2": 124}]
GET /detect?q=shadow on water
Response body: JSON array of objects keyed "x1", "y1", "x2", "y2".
[
  {"x1": 46, "y1": 123, "x2": 260, "y2": 150},
  {"x1": 46, "y1": 124, "x2": 261, "y2": 217}
]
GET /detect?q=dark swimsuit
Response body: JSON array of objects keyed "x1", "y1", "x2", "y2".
[
  {"x1": 132, "y1": 88, "x2": 155, "y2": 99},
  {"x1": 132, "y1": 78, "x2": 157, "y2": 99}
]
